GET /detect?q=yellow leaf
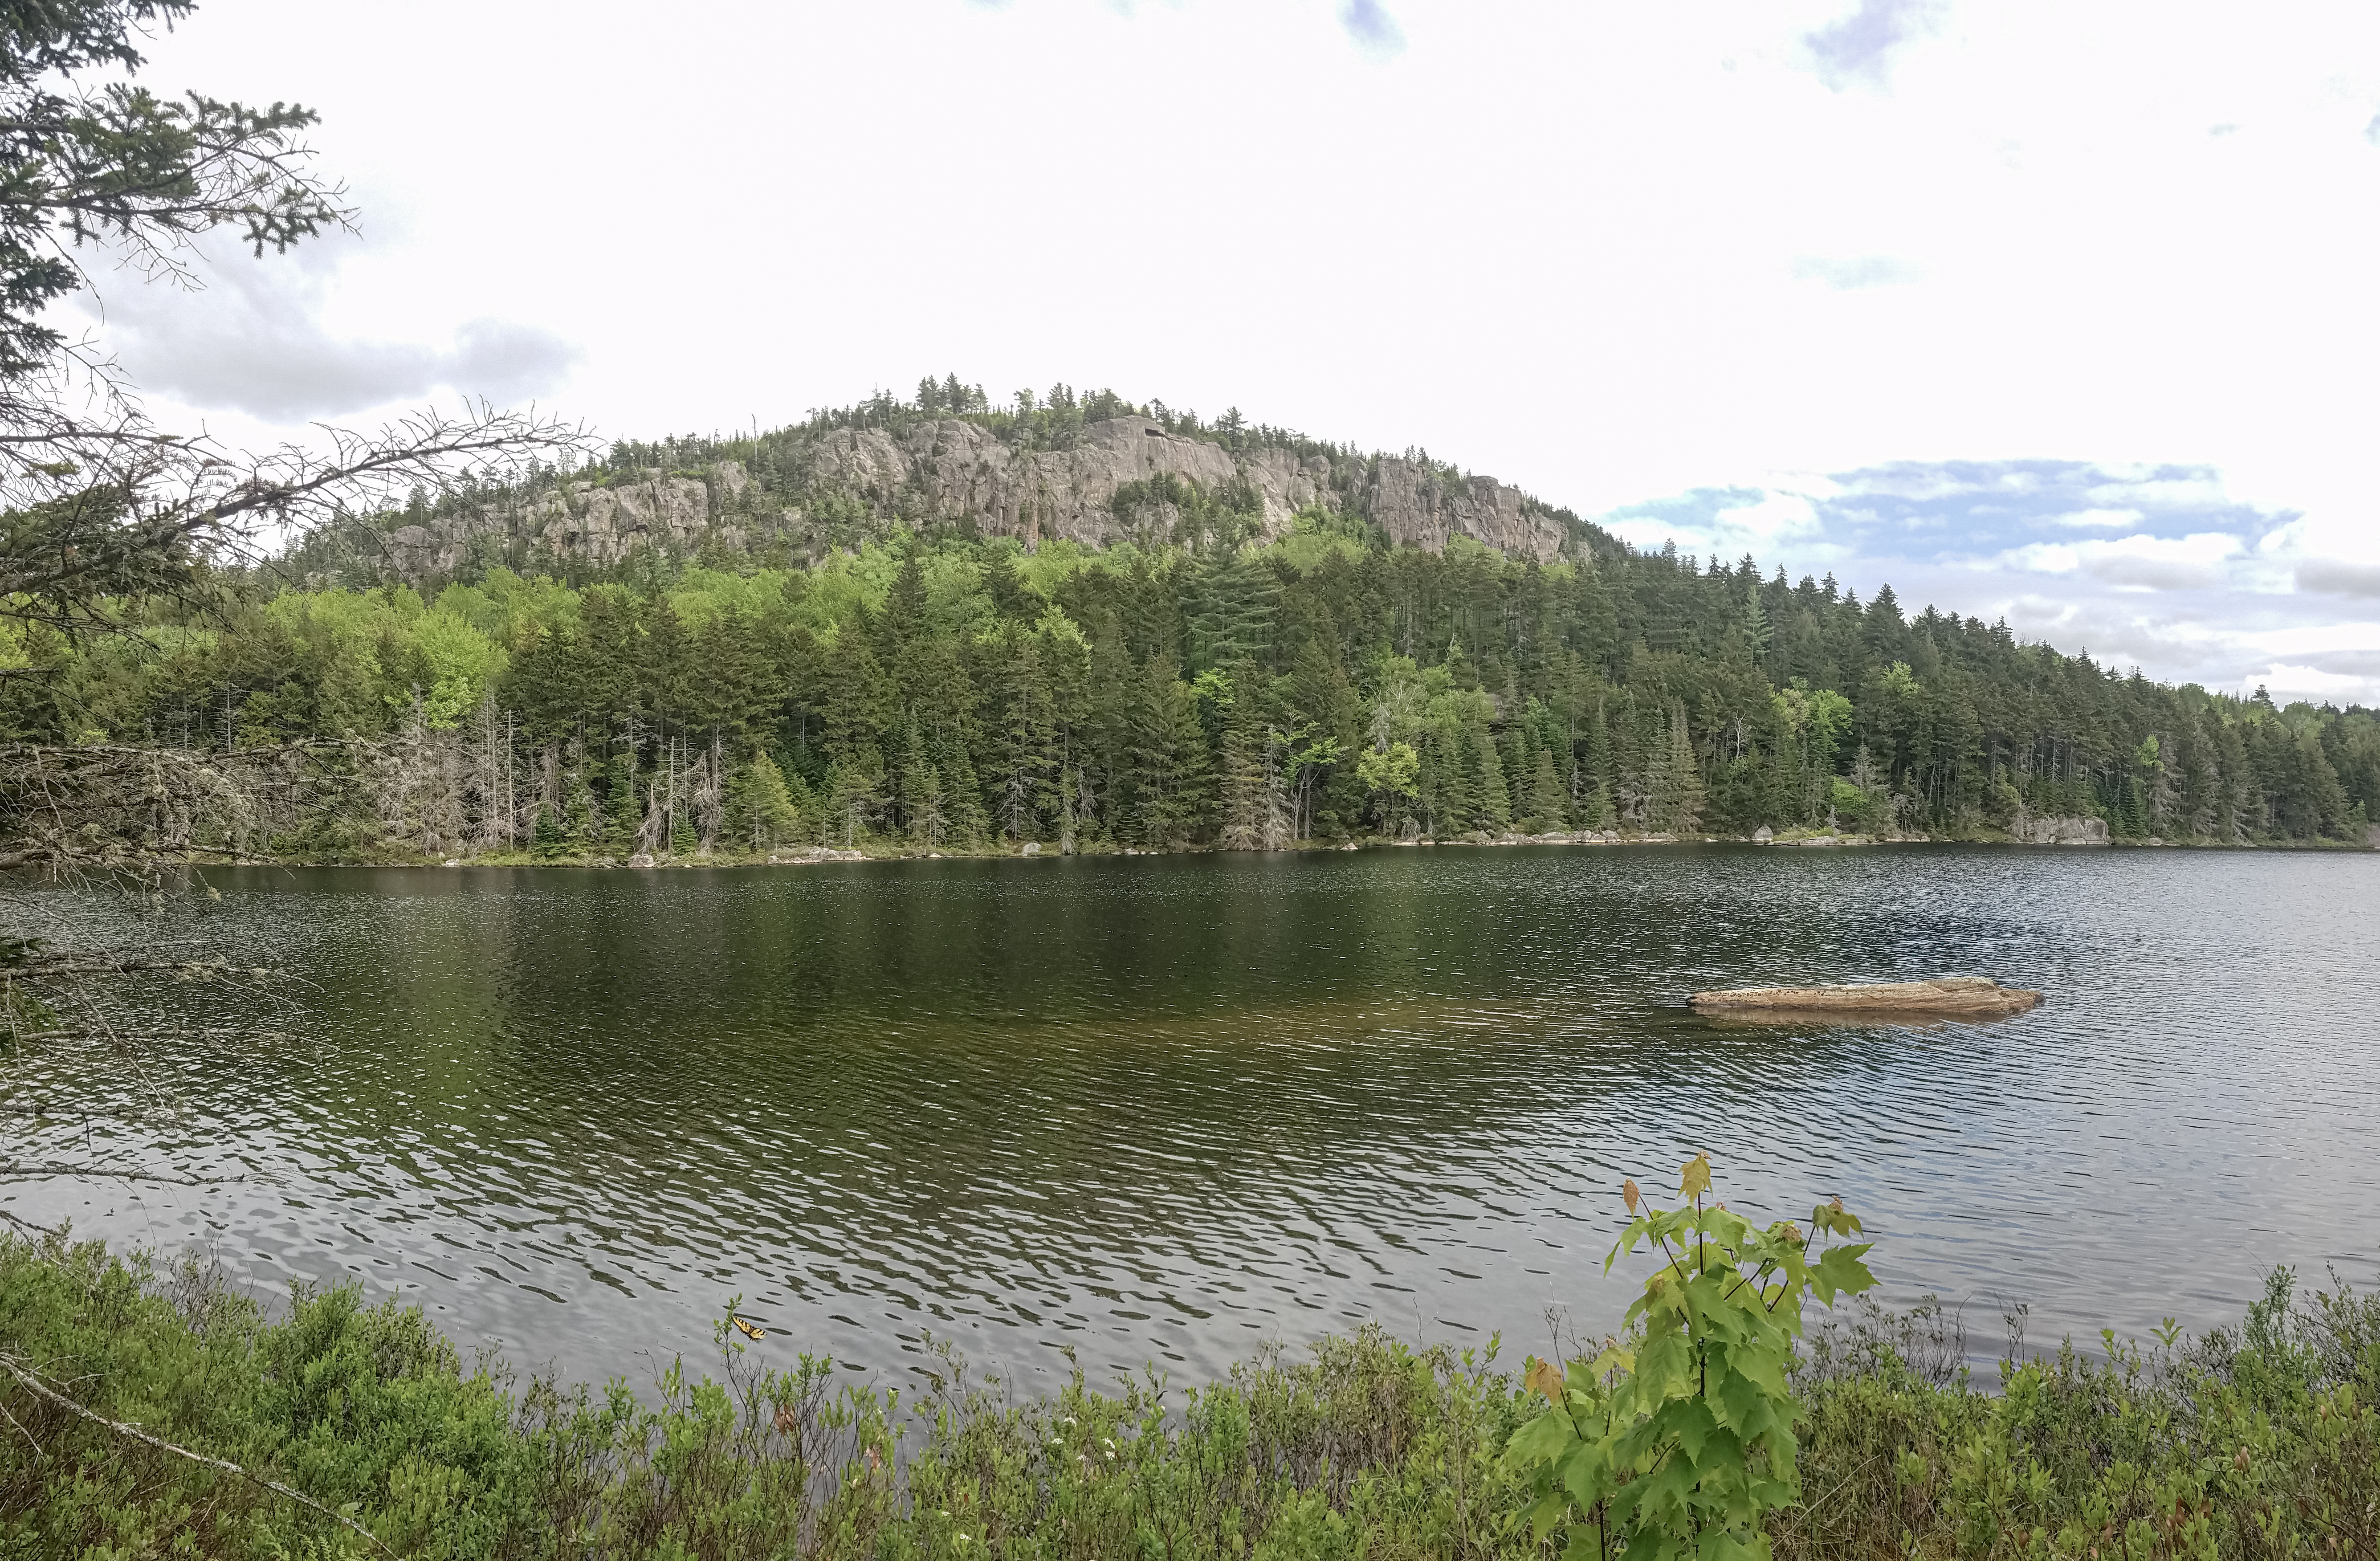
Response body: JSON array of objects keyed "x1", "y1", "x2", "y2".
[
  {"x1": 1623, "y1": 1178, "x2": 1641, "y2": 1214},
  {"x1": 1679, "y1": 1153, "x2": 1712, "y2": 1202},
  {"x1": 1526, "y1": 1357, "x2": 1565, "y2": 1400}
]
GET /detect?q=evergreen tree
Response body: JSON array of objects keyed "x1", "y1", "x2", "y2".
[
  {"x1": 725, "y1": 753, "x2": 799, "y2": 851},
  {"x1": 1215, "y1": 665, "x2": 1269, "y2": 849},
  {"x1": 1577, "y1": 694, "x2": 1614, "y2": 827},
  {"x1": 1184, "y1": 550, "x2": 1280, "y2": 674},
  {"x1": 897, "y1": 713, "x2": 944, "y2": 845},
  {"x1": 603, "y1": 742, "x2": 640, "y2": 856},
  {"x1": 989, "y1": 632, "x2": 1057, "y2": 841},
  {"x1": 1472, "y1": 706, "x2": 1511, "y2": 834},
  {"x1": 1528, "y1": 746, "x2": 1566, "y2": 829},
  {"x1": 934, "y1": 720, "x2": 987, "y2": 846},
  {"x1": 530, "y1": 802, "x2": 565, "y2": 860}
]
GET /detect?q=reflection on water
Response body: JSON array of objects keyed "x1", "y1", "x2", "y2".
[{"x1": 8, "y1": 845, "x2": 2376, "y2": 1389}]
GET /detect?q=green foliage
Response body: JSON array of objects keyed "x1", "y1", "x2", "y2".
[
  {"x1": 7, "y1": 1229, "x2": 2380, "y2": 1557},
  {"x1": 722, "y1": 751, "x2": 798, "y2": 852},
  {"x1": 0, "y1": 1232, "x2": 1534, "y2": 1560},
  {"x1": 0, "y1": 0, "x2": 344, "y2": 383},
  {"x1": 1509, "y1": 1158, "x2": 1875, "y2": 1561},
  {"x1": 9, "y1": 503, "x2": 2380, "y2": 859}
]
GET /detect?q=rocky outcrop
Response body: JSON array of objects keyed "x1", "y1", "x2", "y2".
[
  {"x1": 2016, "y1": 815, "x2": 2110, "y2": 846},
  {"x1": 794, "y1": 416, "x2": 1339, "y2": 549},
  {"x1": 373, "y1": 471, "x2": 721, "y2": 576},
  {"x1": 335, "y1": 414, "x2": 1579, "y2": 583},
  {"x1": 1689, "y1": 976, "x2": 2043, "y2": 1019},
  {"x1": 1358, "y1": 457, "x2": 1567, "y2": 558}
]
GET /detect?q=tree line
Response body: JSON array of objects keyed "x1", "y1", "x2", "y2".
[{"x1": 1, "y1": 514, "x2": 2370, "y2": 860}]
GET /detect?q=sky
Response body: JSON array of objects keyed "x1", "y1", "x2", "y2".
[{"x1": 57, "y1": 0, "x2": 2380, "y2": 703}]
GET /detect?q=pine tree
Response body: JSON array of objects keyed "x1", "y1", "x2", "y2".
[
  {"x1": 979, "y1": 546, "x2": 1035, "y2": 621},
  {"x1": 724, "y1": 752, "x2": 799, "y2": 851},
  {"x1": 603, "y1": 741, "x2": 640, "y2": 856},
  {"x1": 1184, "y1": 550, "x2": 1280, "y2": 674},
  {"x1": 990, "y1": 633, "x2": 1057, "y2": 842},
  {"x1": 934, "y1": 720, "x2": 986, "y2": 847},
  {"x1": 1528, "y1": 746, "x2": 1566, "y2": 830},
  {"x1": 1120, "y1": 657, "x2": 1178, "y2": 848},
  {"x1": 563, "y1": 765, "x2": 599, "y2": 855},
  {"x1": 1576, "y1": 694, "x2": 1614, "y2": 827},
  {"x1": 1661, "y1": 699, "x2": 1706, "y2": 833},
  {"x1": 827, "y1": 750, "x2": 880, "y2": 846},
  {"x1": 1472, "y1": 707, "x2": 1511, "y2": 834},
  {"x1": 530, "y1": 801, "x2": 565, "y2": 859},
  {"x1": 1215, "y1": 666, "x2": 1268, "y2": 849},
  {"x1": 898, "y1": 713, "x2": 944, "y2": 846}
]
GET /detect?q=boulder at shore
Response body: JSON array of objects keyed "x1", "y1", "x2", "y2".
[{"x1": 1688, "y1": 975, "x2": 2042, "y2": 1017}]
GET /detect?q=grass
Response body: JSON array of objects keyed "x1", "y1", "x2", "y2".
[{"x1": 0, "y1": 1233, "x2": 2374, "y2": 1558}]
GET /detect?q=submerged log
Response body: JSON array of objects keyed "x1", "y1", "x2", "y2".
[{"x1": 1688, "y1": 975, "x2": 2042, "y2": 1018}]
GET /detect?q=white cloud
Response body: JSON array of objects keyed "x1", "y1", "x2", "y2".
[
  {"x1": 2051, "y1": 508, "x2": 2144, "y2": 529},
  {"x1": 74, "y1": 234, "x2": 576, "y2": 421},
  {"x1": 2252, "y1": 662, "x2": 2376, "y2": 698},
  {"x1": 1800, "y1": 0, "x2": 1945, "y2": 91},
  {"x1": 1338, "y1": 0, "x2": 1405, "y2": 57},
  {"x1": 64, "y1": 0, "x2": 2380, "y2": 702},
  {"x1": 1712, "y1": 491, "x2": 1825, "y2": 541},
  {"x1": 2297, "y1": 558, "x2": 2380, "y2": 598},
  {"x1": 1994, "y1": 534, "x2": 2241, "y2": 589},
  {"x1": 1789, "y1": 254, "x2": 1926, "y2": 289}
]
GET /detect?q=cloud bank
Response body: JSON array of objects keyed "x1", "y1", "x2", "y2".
[
  {"x1": 1801, "y1": 0, "x2": 1944, "y2": 90},
  {"x1": 1598, "y1": 460, "x2": 2380, "y2": 705},
  {"x1": 1337, "y1": 0, "x2": 1404, "y2": 59},
  {"x1": 77, "y1": 237, "x2": 577, "y2": 422},
  {"x1": 1790, "y1": 254, "x2": 1925, "y2": 289}
]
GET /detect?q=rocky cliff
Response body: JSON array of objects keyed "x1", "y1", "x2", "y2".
[{"x1": 349, "y1": 411, "x2": 1588, "y2": 585}]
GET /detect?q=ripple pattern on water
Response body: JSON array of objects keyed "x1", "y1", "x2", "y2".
[{"x1": 7, "y1": 845, "x2": 2375, "y2": 1388}]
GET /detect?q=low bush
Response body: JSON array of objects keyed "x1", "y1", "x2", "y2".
[{"x1": 1, "y1": 1215, "x2": 2376, "y2": 1558}]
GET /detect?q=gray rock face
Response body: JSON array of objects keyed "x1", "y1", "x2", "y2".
[
  {"x1": 2017, "y1": 815, "x2": 2111, "y2": 846},
  {"x1": 799, "y1": 416, "x2": 1332, "y2": 549},
  {"x1": 1357, "y1": 458, "x2": 1567, "y2": 558},
  {"x1": 335, "y1": 416, "x2": 1579, "y2": 583}
]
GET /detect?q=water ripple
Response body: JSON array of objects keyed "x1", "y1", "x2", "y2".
[{"x1": 6, "y1": 845, "x2": 2375, "y2": 1388}]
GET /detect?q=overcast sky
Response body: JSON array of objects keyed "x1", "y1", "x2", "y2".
[{"x1": 64, "y1": 0, "x2": 2380, "y2": 703}]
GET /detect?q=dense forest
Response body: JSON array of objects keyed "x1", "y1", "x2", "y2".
[{"x1": 0, "y1": 385, "x2": 2372, "y2": 861}]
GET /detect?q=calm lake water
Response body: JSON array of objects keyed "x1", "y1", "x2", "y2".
[{"x1": 10, "y1": 846, "x2": 2376, "y2": 1390}]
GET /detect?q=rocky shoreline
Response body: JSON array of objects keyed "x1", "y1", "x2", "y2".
[{"x1": 365, "y1": 823, "x2": 2371, "y2": 870}]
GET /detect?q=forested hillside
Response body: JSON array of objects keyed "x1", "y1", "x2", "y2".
[{"x1": 2, "y1": 384, "x2": 2373, "y2": 861}]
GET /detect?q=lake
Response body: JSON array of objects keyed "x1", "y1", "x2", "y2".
[{"x1": 10, "y1": 845, "x2": 2375, "y2": 1392}]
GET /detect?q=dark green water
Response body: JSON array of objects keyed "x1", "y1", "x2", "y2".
[{"x1": 11, "y1": 845, "x2": 2376, "y2": 1389}]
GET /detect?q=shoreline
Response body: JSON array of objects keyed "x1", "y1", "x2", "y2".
[
  {"x1": 0, "y1": 1231, "x2": 2368, "y2": 1558},
  {"x1": 160, "y1": 827, "x2": 2377, "y2": 871}
]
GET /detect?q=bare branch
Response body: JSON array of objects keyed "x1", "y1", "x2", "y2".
[{"x1": 0, "y1": 1351, "x2": 396, "y2": 1556}]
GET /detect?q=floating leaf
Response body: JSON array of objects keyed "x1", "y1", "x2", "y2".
[
  {"x1": 1623, "y1": 1178, "x2": 1642, "y2": 1214},
  {"x1": 1679, "y1": 1153, "x2": 1712, "y2": 1201}
]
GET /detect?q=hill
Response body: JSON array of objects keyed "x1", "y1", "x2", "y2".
[
  {"x1": 4, "y1": 382, "x2": 2374, "y2": 861},
  {"x1": 283, "y1": 382, "x2": 1603, "y2": 588}
]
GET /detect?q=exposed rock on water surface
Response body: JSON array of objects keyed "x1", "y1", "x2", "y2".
[{"x1": 1688, "y1": 975, "x2": 2044, "y2": 1018}]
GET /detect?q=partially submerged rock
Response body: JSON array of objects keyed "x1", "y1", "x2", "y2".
[{"x1": 1689, "y1": 975, "x2": 2042, "y2": 1018}]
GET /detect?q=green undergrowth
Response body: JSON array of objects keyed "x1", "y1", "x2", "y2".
[{"x1": 0, "y1": 1233, "x2": 2376, "y2": 1558}]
